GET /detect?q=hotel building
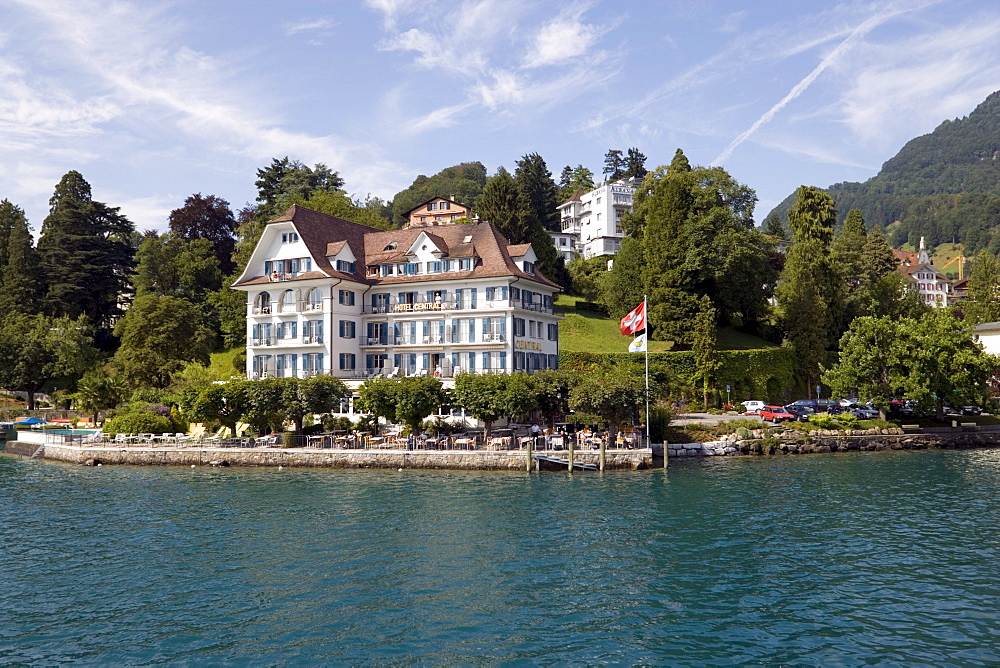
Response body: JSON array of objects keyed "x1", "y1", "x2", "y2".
[
  {"x1": 554, "y1": 178, "x2": 636, "y2": 260},
  {"x1": 232, "y1": 205, "x2": 562, "y2": 387}
]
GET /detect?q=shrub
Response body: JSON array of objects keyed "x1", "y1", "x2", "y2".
[
  {"x1": 808, "y1": 413, "x2": 838, "y2": 429},
  {"x1": 103, "y1": 411, "x2": 177, "y2": 436},
  {"x1": 648, "y1": 404, "x2": 673, "y2": 443},
  {"x1": 837, "y1": 413, "x2": 859, "y2": 428}
]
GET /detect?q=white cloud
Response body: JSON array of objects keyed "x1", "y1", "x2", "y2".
[
  {"x1": 284, "y1": 18, "x2": 335, "y2": 36},
  {"x1": 719, "y1": 11, "x2": 747, "y2": 34},
  {"x1": 525, "y1": 15, "x2": 600, "y2": 68}
]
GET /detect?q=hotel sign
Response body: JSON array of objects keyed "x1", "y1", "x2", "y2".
[
  {"x1": 391, "y1": 302, "x2": 442, "y2": 313},
  {"x1": 514, "y1": 340, "x2": 543, "y2": 351}
]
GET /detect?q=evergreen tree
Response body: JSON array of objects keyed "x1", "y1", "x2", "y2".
[
  {"x1": 134, "y1": 233, "x2": 223, "y2": 304},
  {"x1": 477, "y1": 167, "x2": 526, "y2": 243},
  {"x1": 36, "y1": 171, "x2": 135, "y2": 329},
  {"x1": 168, "y1": 193, "x2": 238, "y2": 275},
  {"x1": 778, "y1": 186, "x2": 839, "y2": 389},
  {"x1": 624, "y1": 147, "x2": 648, "y2": 180},
  {"x1": 0, "y1": 199, "x2": 21, "y2": 278},
  {"x1": 0, "y1": 206, "x2": 41, "y2": 315},
  {"x1": 599, "y1": 236, "x2": 646, "y2": 320},
  {"x1": 514, "y1": 152, "x2": 559, "y2": 232},
  {"x1": 691, "y1": 295, "x2": 720, "y2": 407},
  {"x1": 860, "y1": 227, "x2": 899, "y2": 285},
  {"x1": 761, "y1": 210, "x2": 786, "y2": 239},
  {"x1": 963, "y1": 249, "x2": 1000, "y2": 325},
  {"x1": 254, "y1": 157, "x2": 344, "y2": 221},
  {"x1": 558, "y1": 164, "x2": 596, "y2": 200},
  {"x1": 603, "y1": 149, "x2": 625, "y2": 180}
]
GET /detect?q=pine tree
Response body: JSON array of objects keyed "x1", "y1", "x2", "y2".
[
  {"x1": 36, "y1": 171, "x2": 135, "y2": 329},
  {"x1": 0, "y1": 199, "x2": 21, "y2": 278},
  {"x1": 860, "y1": 227, "x2": 899, "y2": 285},
  {"x1": 761, "y1": 210, "x2": 786, "y2": 239},
  {"x1": 0, "y1": 206, "x2": 41, "y2": 315},
  {"x1": 514, "y1": 153, "x2": 559, "y2": 232},
  {"x1": 624, "y1": 147, "x2": 648, "y2": 180},
  {"x1": 691, "y1": 295, "x2": 720, "y2": 407},
  {"x1": 603, "y1": 149, "x2": 625, "y2": 180},
  {"x1": 476, "y1": 167, "x2": 526, "y2": 243}
]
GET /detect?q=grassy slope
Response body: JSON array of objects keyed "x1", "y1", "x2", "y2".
[{"x1": 555, "y1": 295, "x2": 776, "y2": 353}]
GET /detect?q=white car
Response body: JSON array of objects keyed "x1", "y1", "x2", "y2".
[{"x1": 742, "y1": 400, "x2": 766, "y2": 415}]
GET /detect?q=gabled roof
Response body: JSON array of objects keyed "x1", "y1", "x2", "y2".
[
  {"x1": 507, "y1": 243, "x2": 531, "y2": 257},
  {"x1": 233, "y1": 205, "x2": 560, "y2": 290}
]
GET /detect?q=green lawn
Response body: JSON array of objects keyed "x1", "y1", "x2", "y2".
[{"x1": 555, "y1": 294, "x2": 776, "y2": 353}]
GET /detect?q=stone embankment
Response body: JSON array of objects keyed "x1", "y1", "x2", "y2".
[
  {"x1": 7, "y1": 441, "x2": 651, "y2": 471},
  {"x1": 667, "y1": 427, "x2": 1000, "y2": 457}
]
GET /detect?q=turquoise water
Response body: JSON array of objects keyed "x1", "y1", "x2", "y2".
[{"x1": 1, "y1": 450, "x2": 998, "y2": 664}]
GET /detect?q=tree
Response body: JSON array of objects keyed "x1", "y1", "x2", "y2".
[
  {"x1": 296, "y1": 190, "x2": 392, "y2": 230},
  {"x1": 452, "y1": 372, "x2": 537, "y2": 438},
  {"x1": 569, "y1": 367, "x2": 648, "y2": 446},
  {"x1": 567, "y1": 255, "x2": 610, "y2": 301},
  {"x1": 356, "y1": 376, "x2": 400, "y2": 433},
  {"x1": 133, "y1": 233, "x2": 223, "y2": 303},
  {"x1": 184, "y1": 380, "x2": 251, "y2": 438},
  {"x1": 276, "y1": 375, "x2": 349, "y2": 434},
  {"x1": 823, "y1": 316, "x2": 906, "y2": 419},
  {"x1": 73, "y1": 368, "x2": 128, "y2": 425},
  {"x1": 603, "y1": 149, "x2": 625, "y2": 180},
  {"x1": 963, "y1": 250, "x2": 1000, "y2": 325},
  {"x1": 624, "y1": 147, "x2": 648, "y2": 180},
  {"x1": 393, "y1": 376, "x2": 447, "y2": 436},
  {"x1": 112, "y1": 295, "x2": 215, "y2": 389},
  {"x1": 777, "y1": 186, "x2": 841, "y2": 389},
  {"x1": 254, "y1": 157, "x2": 345, "y2": 221},
  {"x1": 515, "y1": 152, "x2": 560, "y2": 232},
  {"x1": 691, "y1": 296, "x2": 720, "y2": 407},
  {"x1": 36, "y1": 171, "x2": 136, "y2": 329},
  {"x1": 476, "y1": 167, "x2": 526, "y2": 243},
  {"x1": 529, "y1": 368, "x2": 572, "y2": 428},
  {"x1": 0, "y1": 314, "x2": 97, "y2": 410},
  {"x1": 0, "y1": 202, "x2": 40, "y2": 314},
  {"x1": 168, "y1": 194, "x2": 239, "y2": 274},
  {"x1": 558, "y1": 164, "x2": 596, "y2": 200},
  {"x1": 599, "y1": 236, "x2": 646, "y2": 320},
  {"x1": 761, "y1": 210, "x2": 786, "y2": 239}
]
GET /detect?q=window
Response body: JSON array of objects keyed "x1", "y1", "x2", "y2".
[
  {"x1": 281, "y1": 232, "x2": 299, "y2": 243},
  {"x1": 427, "y1": 202, "x2": 437, "y2": 211},
  {"x1": 339, "y1": 320, "x2": 356, "y2": 339},
  {"x1": 380, "y1": 264, "x2": 392, "y2": 276},
  {"x1": 338, "y1": 290, "x2": 355, "y2": 306},
  {"x1": 499, "y1": 351, "x2": 507, "y2": 371},
  {"x1": 513, "y1": 317, "x2": 525, "y2": 337},
  {"x1": 305, "y1": 288, "x2": 322, "y2": 310},
  {"x1": 403, "y1": 262, "x2": 418, "y2": 275},
  {"x1": 529, "y1": 320, "x2": 536, "y2": 338},
  {"x1": 280, "y1": 289, "x2": 296, "y2": 312},
  {"x1": 523, "y1": 261, "x2": 535, "y2": 274},
  {"x1": 384, "y1": 242, "x2": 398, "y2": 251},
  {"x1": 255, "y1": 291, "x2": 271, "y2": 314},
  {"x1": 548, "y1": 323, "x2": 558, "y2": 341},
  {"x1": 458, "y1": 258, "x2": 472, "y2": 271},
  {"x1": 339, "y1": 353, "x2": 356, "y2": 370},
  {"x1": 429, "y1": 261, "x2": 442, "y2": 273},
  {"x1": 559, "y1": 238, "x2": 567, "y2": 246},
  {"x1": 336, "y1": 260, "x2": 356, "y2": 273},
  {"x1": 441, "y1": 201, "x2": 450, "y2": 210}
]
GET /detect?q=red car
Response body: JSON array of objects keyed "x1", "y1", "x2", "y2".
[{"x1": 759, "y1": 405, "x2": 795, "y2": 423}]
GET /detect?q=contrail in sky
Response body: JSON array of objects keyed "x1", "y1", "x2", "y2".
[{"x1": 711, "y1": 7, "x2": 914, "y2": 166}]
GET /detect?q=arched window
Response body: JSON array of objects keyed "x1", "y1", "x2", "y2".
[
  {"x1": 280, "y1": 289, "x2": 296, "y2": 312},
  {"x1": 306, "y1": 288, "x2": 322, "y2": 310},
  {"x1": 255, "y1": 291, "x2": 271, "y2": 314},
  {"x1": 384, "y1": 242, "x2": 398, "y2": 251}
]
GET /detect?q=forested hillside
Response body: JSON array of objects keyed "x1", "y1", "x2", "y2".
[{"x1": 766, "y1": 90, "x2": 1000, "y2": 252}]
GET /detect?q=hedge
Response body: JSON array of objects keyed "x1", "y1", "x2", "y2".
[{"x1": 560, "y1": 347, "x2": 798, "y2": 404}]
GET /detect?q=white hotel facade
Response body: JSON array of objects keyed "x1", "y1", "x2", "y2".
[
  {"x1": 554, "y1": 178, "x2": 636, "y2": 260},
  {"x1": 232, "y1": 205, "x2": 562, "y2": 387}
]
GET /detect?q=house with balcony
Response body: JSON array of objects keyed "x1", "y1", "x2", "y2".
[
  {"x1": 231, "y1": 205, "x2": 562, "y2": 386},
  {"x1": 401, "y1": 196, "x2": 474, "y2": 228},
  {"x1": 553, "y1": 178, "x2": 636, "y2": 260}
]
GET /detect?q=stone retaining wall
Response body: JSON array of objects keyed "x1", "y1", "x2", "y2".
[
  {"x1": 14, "y1": 442, "x2": 651, "y2": 471},
  {"x1": 668, "y1": 428, "x2": 1000, "y2": 457}
]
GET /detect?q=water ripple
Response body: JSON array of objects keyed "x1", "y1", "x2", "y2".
[{"x1": 0, "y1": 450, "x2": 998, "y2": 664}]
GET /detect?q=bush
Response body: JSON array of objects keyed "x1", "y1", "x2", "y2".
[
  {"x1": 103, "y1": 411, "x2": 177, "y2": 436},
  {"x1": 648, "y1": 404, "x2": 673, "y2": 443},
  {"x1": 807, "y1": 413, "x2": 838, "y2": 429}
]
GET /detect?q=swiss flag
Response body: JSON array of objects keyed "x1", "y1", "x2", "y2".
[{"x1": 620, "y1": 301, "x2": 646, "y2": 336}]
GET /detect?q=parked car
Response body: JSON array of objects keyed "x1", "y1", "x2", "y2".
[
  {"x1": 962, "y1": 406, "x2": 982, "y2": 416},
  {"x1": 835, "y1": 398, "x2": 857, "y2": 407},
  {"x1": 849, "y1": 405, "x2": 879, "y2": 419},
  {"x1": 760, "y1": 405, "x2": 796, "y2": 423},
  {"x1": 741, "y1": 400, "x2": 766, "y2": 415},
  {"x1": 888, "y1": 400, "x2": 915, "y2": 416},
  {"x1": 783, "y1": 404, "x2": 815, "y2": 422},
  {"x1": 788, "y1": 398, "x2": 837, "y2": 413}
]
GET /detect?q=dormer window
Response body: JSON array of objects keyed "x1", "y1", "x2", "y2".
[
  {"x1": 380, "y1": 264, "x2": 392, "y2": 277},
  {"x1": 523, "y1": 261, "x2": 535, "y2": 274},
  {"x1": 281, "y1": 232, "x2": 299, "y2": 244},
  {"x1": 336, "y1": 260, "x2": 356, "y2": 273},
  {"x1": 384, "y1": 242, "x2": 398, "y2": 251},
  {"x1": 463, "y1": 235, "x2": 472, "y2": 243}
]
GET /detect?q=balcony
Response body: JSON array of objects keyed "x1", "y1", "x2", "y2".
[
  {"x1": 301, "y1": 302, "x2": 323, "y2": 312},
  {"x1": 251, "y1": 337, "x2": 275, "y2": 347},
  {"x1": 301, "y1": 336, "x2": 322, "y2": 345},
  {"x1": 252, "y1": 306, "x2": 271, "y2": 315},
  {"x1": 363, "y1": 298, "x2": 550, "y2": 315}
]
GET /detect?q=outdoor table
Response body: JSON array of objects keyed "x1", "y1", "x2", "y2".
[{"x1": 454, "y1": 438, "x2": 474, "y2": 450}]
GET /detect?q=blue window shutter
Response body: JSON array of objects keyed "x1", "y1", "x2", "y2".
[
  {"x1": 394, "y1": 353, "x2": 400, "y2": 367},
  {"x1": 422, "y1": 353, "x2": 429, "y2": 370},
  {"x1": 317, "y1": 320, "x2": 323, "y2": 341},
  {"x1": 423, "y1": 321, "x2": 429, "y2": 336},
  {"x1": 500, "y1": 351, "x2": 507, "y2": 370},
  {"x1": 455, "y1": 289, "x2": 462, "y2": 307},
  {"x1": 367, "y1": 322, "x2": 374, "y2": 339},
  {"x1": 452, "y1": 353, "x2": 459, "y2": 370},
  {"x1": 483, "y1": 352, "x2": 489, "y2": 369},
  {"x1": 468, "y1": 352, "x2": 475, "y2": 371},
  {"x1": 426, "y1": 290, "x2": 433, "y2": 303},
  {"x1": 409, "y1": 353, "x2": 416, "y2": 370},
  {"x1": 471, "y1": 288, "x2": 477, "y2": 308},
  {"x1": 486, "y1": 287, "x2": 493, "y2": 300},
  {"x1": 339, "y1": 320, "x2": 344, "y2": 337},
  {"x1": 264, "y1": 261, "x2": 272, "y2": 275},
  {"x1": 317, "y1": 353, "x2": 323, "y2": 370},
  {"x1": 291, "y1": 354, "x2": 298, "y2": 374},
  {"x1": 483, "y1": 317, "x2": 489, "y2": 334},
  {"x1": 502, "y1": 286, "x2": 508, "y2": 300},
  {"x1": 290, "y1": 322, "x2": 297, "y2": 338}
]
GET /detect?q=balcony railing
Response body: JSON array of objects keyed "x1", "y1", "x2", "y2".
[
  {"x1": 252, "y1": 306, "x2": 271, "y2": 315},
  {"x1": 251, "y1": 337, "x2": 275, "y2": 346},
  {"x1": 301, "y1": 302, "x2": 323, "y2": 312},
  {"x1": 364, "y1": 298, "x2": 551, "y2": 315}
]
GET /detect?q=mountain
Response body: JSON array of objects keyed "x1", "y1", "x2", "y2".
[{"x1": 767, "y1": 90, "x2": 1000, "y2": 252}]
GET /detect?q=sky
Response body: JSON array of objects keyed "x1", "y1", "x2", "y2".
[{"x1": 2, "y1": 0, "x2": 1000, "y2": 234}]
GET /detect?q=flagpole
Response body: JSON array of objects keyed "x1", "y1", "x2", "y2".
[{"x1": 643, "y1": 295, "x2": 653, "y2": 463}]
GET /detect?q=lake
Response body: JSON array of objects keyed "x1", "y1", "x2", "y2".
[{"x1": 1, "y1": 450, "x2": 997, "y2": 664}]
